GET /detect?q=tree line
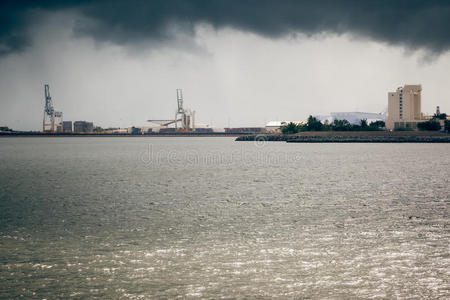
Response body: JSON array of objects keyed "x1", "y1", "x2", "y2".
[
  {"x1": 417, "y1": 112, "x2": 448, "y2": 132},
  {"x1": 281, "y1": 114, "x2": 449, "y2": 134},
  {"x1": 281, "y1": 116, "x2": 385, "y2": 134}
]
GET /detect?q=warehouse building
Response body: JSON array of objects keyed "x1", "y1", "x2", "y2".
[
  {"x1": 73, "y1": 121, "x2": 94, "y2": 133},
  {"x1": 62, "y1": 121, "x2": 72, "y2": 132}
]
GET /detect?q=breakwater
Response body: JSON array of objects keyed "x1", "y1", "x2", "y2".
[{"x1": 236, "y1": 131, "x2": 450, "y2": 143}]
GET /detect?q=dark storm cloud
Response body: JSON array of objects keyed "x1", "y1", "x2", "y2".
[
  {"x1": 0, "y1": 1, "x2": 80, "y2": 54},
  {"x1": 2, "y1": 0, "x2": 450, "y2": 55}
]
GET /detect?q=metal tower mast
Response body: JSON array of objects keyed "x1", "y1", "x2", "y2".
[
  {"x1": 177, "y1": 89, "x2": 184, "y2": 113},
  {"x1": 175, "y1": 89, "x2": 189, "y2": 130},
  {"x1": 43, "y1": 84, "x2": 55, "y2": 132},
  {"x1": 42, "y1": 84, "x2": 63, "y2": 132}
]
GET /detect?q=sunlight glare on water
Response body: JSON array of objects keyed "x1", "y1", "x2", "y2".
[{"x1": 0, "y1": 137, "x2": 449, "y2": 298}]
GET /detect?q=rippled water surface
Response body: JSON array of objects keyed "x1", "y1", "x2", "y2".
[{"x1": 0, "y1": 137, "x2": 449, "y2": 299}]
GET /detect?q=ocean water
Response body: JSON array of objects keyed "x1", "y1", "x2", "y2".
[{"x1": 0, "y1": 137, "x2": 449, "y2": 299}]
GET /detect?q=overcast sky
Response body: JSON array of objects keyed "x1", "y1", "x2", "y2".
[{"x1": 1, "y1": 0, "x2": 450, "y2": 130}]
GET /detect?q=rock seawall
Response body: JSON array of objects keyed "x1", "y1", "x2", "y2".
[{"x1": 236, "y1": 132, "x2": 450, "y2": 143}]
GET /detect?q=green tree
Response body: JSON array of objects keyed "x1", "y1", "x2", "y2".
[
  {"x1": 306, "y1": 115, "x2": 324, "y2": 131},
  {"x1": 322, "y1": 120, "x2": 331, "y2": 131},
  {"x1": 444, "y1": 120, "x2": 450, "y2": 133},
  {"x1": 0, "y1": 126, "x2": 12, "y2": 132},
  {"x1": 281, "y1": 122, "x2": 299, "y2": 134},
  {"x1": 360, "y1": 119, "x2": 368, "y2": 129},
  {"x1": 369, "y1": 120, "x2": 385, "y2": 129},
  {"x1": 433, "y1": 113, "x2": 447, "y2": 120},
  {"x1": 331, "y1": 119, "x2": 351, "y2": 131},
  {"x1": 417, "y1": 120, "x2": 441, "y2": 131}
]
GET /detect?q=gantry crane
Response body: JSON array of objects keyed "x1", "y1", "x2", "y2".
[
  {"x1": 42, "y1": 84, "x2": 63, "y2": 132},
  {"x1": 148, "y1": 89, "x2": 195, "y2": 131}
]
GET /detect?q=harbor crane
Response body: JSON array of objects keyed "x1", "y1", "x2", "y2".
[
  {"x1": 148, "y1": 89, "x2": 195, "y2": 131},
  {"x1": 42, "y1": 84, "x2": 63, "y2": 132}
]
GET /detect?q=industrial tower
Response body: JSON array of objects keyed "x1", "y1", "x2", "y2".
[
  {"x1": 148, "y1": 89, "x2": 195, "y2": 131},
  {"x1": 175, "y1": 89, "x2": 195, "y2": 130},
  {"x1": 42, "y1": 84, "x2": 63, "y2": 132}
]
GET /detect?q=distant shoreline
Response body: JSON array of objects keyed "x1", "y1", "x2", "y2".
[
  {"x1": 2, "y1": 131, "x2": 449, "y2": 143},
  {"x1": 236, "y1": 131, "x2": 450, "y2": 143},
  {"x1": 0, "y1": 132, "x2": 244, "y2": 137}
]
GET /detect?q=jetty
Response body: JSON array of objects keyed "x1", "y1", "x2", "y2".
[{"x1": 236, "y1": 131, "x2": 450, "y2": 143}]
